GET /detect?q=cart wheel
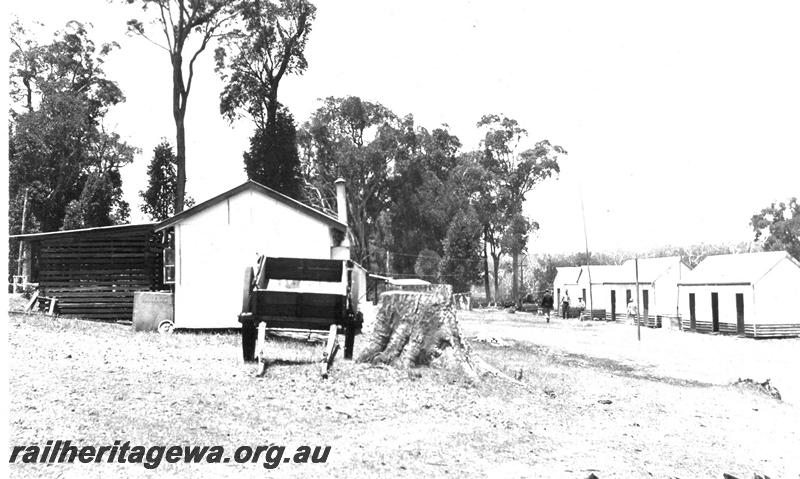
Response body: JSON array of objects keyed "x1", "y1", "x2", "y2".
[
  {"x1": 241, "y1": 321, "x2": 257, "y2": 363},
  {"x1": 242, "y1": 266, "x2": 254, "y2": 314},
  {"x1": 157, "y1": 319, "x2": 174, "y2": 334}
]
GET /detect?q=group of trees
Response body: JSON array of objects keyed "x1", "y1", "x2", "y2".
[
  {"x1": 9, "y1": 0, "x2": 315, "y2": 237},
  {"x1": 126, "y1": 0, "x2": 315, "y2": 210},
  {"x1": 9, "y1": 21, "x2": 136, "y2": 262},
  {"x1": 296, "y1": 97, "x2": 565, "y2": 296},
  {"x1": 5, "y1": 3, "x2": 567, "y2": 301},
  {"x1": 10, "y1": 1, "x2": 795, "y2": 300},
  {"x1": 8, "y1": 0, "x2": 314, "y2": 276},
  {"x1": 750, "y1": 198, "x2": 800, "y2": 262},
  {"x1": 124, "y1": 0, "x2": 567, "y2": 299}
]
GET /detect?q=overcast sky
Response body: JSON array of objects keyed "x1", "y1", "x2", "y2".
[{"x1": 6, "y1": 1, "x2": 800, "y2": 255}]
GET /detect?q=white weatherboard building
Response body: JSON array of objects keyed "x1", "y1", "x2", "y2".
[
  {"x1": 554, "y1": 257, "x2": 691, "y2": 327},
  {"x1": 155, "y1": 180, "x2": 354, "y2": 329},
  {"x1": 586, "y1": 257, "x2": 690, "y2": 327},
  {"x1": 574, "y1": 264, "x2": 625, "y2": 312},
  {"x1": 678, "y1": 251, "x2": 800, "y2": 338},
  {"x1": 553, "y1": 266, "x2": 582, "y2": 307}
]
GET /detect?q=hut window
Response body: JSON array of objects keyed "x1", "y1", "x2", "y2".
[
  {"x1": 162, "y1": 229, "x2": 176, "y2": 285},
  {"x1": 163, "y1": 247, "x2": 175, "y2": 284}
]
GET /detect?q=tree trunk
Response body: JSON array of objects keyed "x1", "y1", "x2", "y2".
[
  {"x1": 357, "y1": 289, "x2": 477, "y2": 378},
  {"x1": 267, "y1": 87, "x2": 279, "y2": 136},
  {"x1": 23, "y1": 78, "x2": 33, "y2": 112},
  {"x1": 175, "y1": 116, "x2": 186, "y2": 213},
  {"x1": 482, "y1": 232, "x2": 491, "y2": 304},
  {"x1": 352, "y1": 198, "x2": 370, "y2": 271},
  {"x1": 491, "y1": 252, "x2": 500, "y2": 304},
  {"x1": 512, "y1": 251, "x2": 519, "y2": 308},
  {"x1": 172, "y1": 56, "x2": 186, "y2": 214}
]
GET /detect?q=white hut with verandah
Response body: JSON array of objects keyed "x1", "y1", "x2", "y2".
[
  {"x1": 677, "y1": 251, "x2": 800, "y2": 338},
  {"x1": 154, "y1": 179, "x2": 365, "y2": 330}
]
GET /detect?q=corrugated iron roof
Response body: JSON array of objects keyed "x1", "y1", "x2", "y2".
[
  {"x1": 554, "y1": 266, "x2": 582, "y2": 285},
  {"x1": 155, "y1": 180, "x2": 346, "y2": 232},
  {"x1": 577, "y1": 256, "x2": 688, "y2": 285},
  {"x1": 579, "y1": 264, "x2": 627, "y2": 284},
  {"x1": 619, "y1": 256, "x2": 686, "y2": 283},
  {"x1": 679, "y1": 251, "x2": 796, "y2": 286},
  {"x1": 10, "y1": 223, "x2": 156, "y2": 240}
]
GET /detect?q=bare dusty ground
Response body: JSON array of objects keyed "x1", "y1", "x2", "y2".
[
  {"x1": 7, "y1": 306, "x2": 800, "y2": 478},
  {"x1": 458, "y1": 310, "x2": 800, "y2": 406}
]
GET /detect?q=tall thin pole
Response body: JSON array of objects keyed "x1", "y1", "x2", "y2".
[
  {"x1": 17, "y1": 188, "x2": 29, "y2": 276},
  {"x1": 676, "y1": 284, "x2": 681, "y2": 331},
  {"x1": 635, "y1": 257, "x2": 641, "y2": 341},
  {"x1": 579, "y1": 185, "x2": 593, "y2": 316}
]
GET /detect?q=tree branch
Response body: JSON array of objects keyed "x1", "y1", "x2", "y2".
[{"x1": 159, "y1": 2, "x2": 175, "y2": 53}]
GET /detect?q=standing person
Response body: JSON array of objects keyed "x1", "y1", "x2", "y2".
[
  {"x1": 540, "y1": 289, "x2": 554, "y2": 323},
  {"x1": 627, "y1": 298, "x2": 638, "y2": 323},
  {"x1": 561, "y1": 292, "x2": 570, "y2": 319}
]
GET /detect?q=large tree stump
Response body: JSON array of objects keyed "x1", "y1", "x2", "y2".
[{"x1": 357, "y1": 289, "x2": 478, "y2": 378}]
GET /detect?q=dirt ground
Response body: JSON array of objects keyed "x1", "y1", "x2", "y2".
[
  {"x1": 7, "y1": 306, "x2": 800, "y2": 478},
  {"x1": 458, "y1": 309, "x2": 800, "y2": 406}
]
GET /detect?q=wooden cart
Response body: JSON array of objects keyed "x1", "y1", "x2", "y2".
[{"x1": 238, "y1": 256, "x2": 362, "y2": 377}]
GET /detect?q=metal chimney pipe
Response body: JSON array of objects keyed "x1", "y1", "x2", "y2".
[
  {"x1": 335, "y1": 178, "x2": 347, "y2": 225},
  {"x1": 330, "y1": 178, "x2": 351, "y2": 260}
]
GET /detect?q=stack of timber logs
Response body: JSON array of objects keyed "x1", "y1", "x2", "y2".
[{"x1": 30, "y1": 225, "x2": 163, "y2": 321}]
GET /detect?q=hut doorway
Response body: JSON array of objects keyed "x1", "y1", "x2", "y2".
[
  {"x1": 610, "y1": 290, "x2": 616, "y2": 320},
  {"x1": 642, "y1": 290, "x2": 649, "y2": 314},
  {"x1": 711, "y1": 292, "x2": 720, "y2": 332},
  {"x1": 736, "y1": 293, "x2": 745, "y2": 335},
  {"x1": 689, "y1": 293, "x2": 696, "y2": 330}
]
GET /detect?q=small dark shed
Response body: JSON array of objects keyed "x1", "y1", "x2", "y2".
[{"x1": 13, "y1": 223, "x2": 164, "y2": 321}]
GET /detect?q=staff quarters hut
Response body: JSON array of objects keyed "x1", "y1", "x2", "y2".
[
  {"x1": 11, "y1": 224, "x2": 163, "y2": 320},
  {"x1": 574, "y1": 264, "x2": 625, "y2": 319},
  {"x1": 601, "y1": 257, "x2": 689, "y2": 327},
  {"x1": 678, "y1": 251, "x2": 800, "y2": 338},
  {"x1": 567, "y1": 257, "x2": 690, "y2": 326},
  {"x1": 553, "y1": 266, "x2": 582, "y2": 316},
  {"x1": 13, "y1": 180, "x2": 361, "y2": 328},
  {"x1": 553, "y1": 266, "x2": 582, "y2": 305},
  {"x1": 155, "y1": 180, "x2": 354, "y2": 329}
]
